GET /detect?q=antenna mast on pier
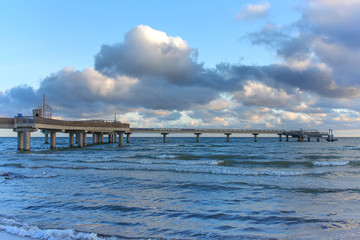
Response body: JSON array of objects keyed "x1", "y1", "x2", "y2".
[{"x1": 42, "y1": 94, "x2": 45, "y2": 118}]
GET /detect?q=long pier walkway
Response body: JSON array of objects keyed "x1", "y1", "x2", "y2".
[{"x1": 0, "y1": 117, "x2": 328, "y2": 151}]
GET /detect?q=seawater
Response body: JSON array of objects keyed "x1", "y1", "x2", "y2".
[{"x1": 1, "y1": 137, "x2": 360, "y2": 239}]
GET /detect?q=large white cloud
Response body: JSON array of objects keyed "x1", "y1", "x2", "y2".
[{"x1": 95, "y1": 25, "x2": 203, "y2": 85}]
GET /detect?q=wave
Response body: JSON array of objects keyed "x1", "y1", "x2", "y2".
[
  {"x1": 0, "y1": 163, "x2": 26, "y2": 168},
  {"x1": 27, "y1": 160, "x2": 332, "y2": 176},
  {"x1": 0, "y1": 171, "x2": 58, "y2": 180},
  {"x1": 218, "y1": 160, "x2": 315, "y2": 168},
  {"x1": 155, "y1": 154, "x2": 177, "y2": 159},
  {"x1": 303, "y1": 155, "x2": 342, "y2": 160},
  {"x1": 342, "y1": 146, "x2": 360, "y2": 151},
  {"x1": 0, "y1": 217, "x2": 118, "y2": 240},
  {"x1": 313, "y1": 161, "x2": 349, "y2": 166}
]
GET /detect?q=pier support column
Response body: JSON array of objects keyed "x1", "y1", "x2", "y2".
[
  {"x1": 253, "y1": 133, "x2": 259, "y2": 142},
  {"x1": 69, "y1": 133, "x2": 74, "y2": 147},
  {"x1": 77, "y1": 132, "x2": 83, "y2": 148},
  {"x1": 317, "y1": 137, "x2": 320, "y2": 142},
  {"x1": 278, "y1": 134, "x2": 282, "y2": 142},
  {"x1": 113, "y1": 133, "x2": 117, "y2": 143},
  {"x1": 92, "y1": 133, "x2": 97, "y2": 144},
  {"x1": 126, "y1": 133, "x2": 131, "y2": 143},
  {"x1": 108, "y1": 134, "x2": 112, "y2": 143},
  {"x1": 308, "y1": 137, "x2": 311, "y2": 142},
  {"x1": 83, "y1": 133, "x2": 87, "y2": 146},
  {"x1": 50, "y1": 132, "x2": 56, "y2": 149},
  {"x1": 225, "y1": 133, "x2": 231, "y2": 142},
  {"x1": 100, "y1": 133, "x2": 104, "y2": 144},
  {"x1": 17, "y1": 131, "x2": 24, "y2": 150},
  {"x1": 286, "y1": 135, "x2": 289, "y2": 142},
  {"x1": 23, "y1": 131, "x2": 31, "y2": 151},
  {"x1": 45, "y1": 133, "x2": 49, "y2": 144},
  {"x1": 195, "y1": 133, "x2": 201, "y2": 142},
  {"x1": 118, "y1": 132, "x2": 124, "y2": 147},
  {"x1": 161, "y1": 133, "x2": 168, "y2": 143}
]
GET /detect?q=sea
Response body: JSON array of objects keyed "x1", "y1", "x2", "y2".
[{"x1": 0, "y1": 136, "x2": 360, "y2": 240}]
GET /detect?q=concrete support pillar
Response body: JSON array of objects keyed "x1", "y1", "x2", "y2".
[
  {"x1": 118, "y1": 132, "x2": 124, "y2": 147},
  {"x1": 93, "y1": 133, "x2": 97, "y2": 144},
  {"x1": 161, "y1": 133, "x2": 168, "y2": 143},
  {"x1": 24, "y1": 131, "x2": 31, "y2": 151},
  {"x1": 108, "y1": 134, "x2": 112, "y2": 143},
  {"x1": 17, "y1": 131, "x2": 24, "y2": 150},
  {"x1": 286, "y1": 135, "x2": 289, "y2": 142},
  {"x1": 253, "y1": 133, "x2": 259, "y2": 142},
  {"x1": 195, "y1": 133, "x2": 201, "y2": 142},
  {"x1": 50, "y1": 132, "x2": 56, "y2": 149},
  {"x1": 301, "y1": 137, "x2": 304, "y2": 142},
  {"x1": 308, "y1": 137, "x2": 311, "y2": 142},
  {"x1": 278, "y1": 134, "x2": 282, "y2": 142},
  {"x1": 75, "y1": 134, "x2": 79, "y2": 144},
  {"x1": 126, "y1": 133, "x2": 131, "y2": 143},
  {"x1": 100, "y1": 133, "x2": 104, "y2": 144},
  {"x1": 113, "y1": 133, "x2": 117, "y2": 143},
  {"x1": 225, "y1": 133, "x2": 231, "y2": 142},
  {"x1": 69, "y1": 133, "x2": 74, "y2": 147},
  {"x1": 317, "y1": 137, "x2": 320, "y2": 142},
  {"x1": 45, "y1": 133, "x2": 49, "y2": 144},
  {"x1": 77, "y1": 132, "x2": 83, "y2": 148},
  {"x1": 83, "y1": 133, "x2": 87, "y2": 146}
]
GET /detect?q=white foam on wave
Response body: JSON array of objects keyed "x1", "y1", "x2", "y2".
[
  {"x1": 155, "y1": 154, "x2": 176, "y2": 159},
  {"x1": 129, "y1": 159, "x2": 223, "y2": 166},
  {"x1": 313, "y1": 161, "x2": 349, "y2": 166},
  {"x1": 0, "y1": 217, "x2": 118, "y2": 240}
]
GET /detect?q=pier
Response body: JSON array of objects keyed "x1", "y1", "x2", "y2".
[
  {"x1": 1, "y1": 116, "x2": 129, "y2": 151},
  {"x1": 0, "y1": 117, "x2": 329, "y2": 151}
]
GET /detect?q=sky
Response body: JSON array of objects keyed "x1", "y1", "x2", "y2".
[{"x1": 1, "y1": 0, "x2": 360, "y2": 136}]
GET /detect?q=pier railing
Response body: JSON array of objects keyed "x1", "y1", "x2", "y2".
[
  {"x1": 14, "y1": 116, "x2": 35, "y2": 124},
  {"x1": 34, "y1": 117, "x2": 130, "y2": 128}
]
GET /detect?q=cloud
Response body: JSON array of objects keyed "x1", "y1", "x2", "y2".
[
  {"x1": 237, "y1": 2, "x2": 270, "y2": 21},
  {"x1": 95, "y1": 25, "x2": 203, "y2": 86},
  {"x1": 244, "y1": 0, "x2": 360, "y2": 99},
  {"x1": 233, "y1": 80, "x2": 292, "y2": 108}
]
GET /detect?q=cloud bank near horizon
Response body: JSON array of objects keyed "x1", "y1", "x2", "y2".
[{"x1": 1, "y1": 0, "x2": 360, "y2": 131}]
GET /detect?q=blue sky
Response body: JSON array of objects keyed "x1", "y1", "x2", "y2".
[{"x1": 1, "y1": 0, "x2": 360, "y2": 136}]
